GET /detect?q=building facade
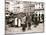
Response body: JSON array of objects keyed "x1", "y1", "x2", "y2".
[{"x1": 5, "y1": 1, "x2": 44, "y2": 27}]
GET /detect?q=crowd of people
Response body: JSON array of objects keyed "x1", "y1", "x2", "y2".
[{"x1": 5, "y1": 12, "x2": 44, "y2": 32}]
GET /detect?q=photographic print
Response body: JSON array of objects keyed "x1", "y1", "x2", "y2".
[{"x1": 5, "y1": 0, "x2": 44, "y2": 35}]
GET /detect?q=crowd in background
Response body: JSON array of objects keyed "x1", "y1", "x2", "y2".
[{"x1": 5, "y1": 12, "x2": 44, "y2": 32}]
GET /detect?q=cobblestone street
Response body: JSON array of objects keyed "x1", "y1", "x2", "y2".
[{"x1": 6, "y1": 23, "x2": 44, "y2": 34}]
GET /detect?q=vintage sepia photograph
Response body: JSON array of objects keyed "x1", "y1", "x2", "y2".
[{"x1": 5, "y1": 0, "x2": 44, "y2": 34}]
